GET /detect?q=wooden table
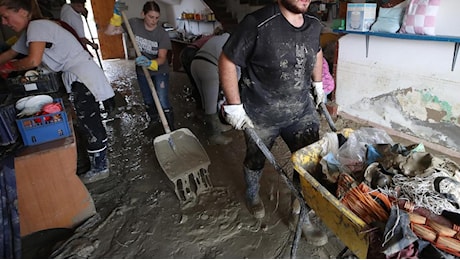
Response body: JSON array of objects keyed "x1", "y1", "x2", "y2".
[{"x1": 14, "y1": 118, "x2": 96, "y2": 237}]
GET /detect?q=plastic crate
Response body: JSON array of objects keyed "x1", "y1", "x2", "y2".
[
  {"x1": 16, "y1": 98, "x2": 71, "y2": 146},
  {"x1": 7, "y1": 72, "x2": 63, "y2": 98},
  {"x1": 0, "y1": 103, "x2": 19, "y2": 146}
]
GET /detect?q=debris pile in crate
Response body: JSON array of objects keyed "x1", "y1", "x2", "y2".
[
  {"x1": 316, "y1": 127, "x2": 460, "y2": 258},
  {"x1": 15, "y1": 95, "x2": 70, "y2": 146}
]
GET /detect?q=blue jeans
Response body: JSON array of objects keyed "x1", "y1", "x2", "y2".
[{"x1": 136, "y1": 72, "x2": 171, "y2": 110}]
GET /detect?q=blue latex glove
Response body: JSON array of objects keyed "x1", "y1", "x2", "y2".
[
  {"x1": 135, "y1": 56, "x2": 159, "y2": 70},
  {"x1": 135, "y1": 56, "x2": 151, "y2": 67}
]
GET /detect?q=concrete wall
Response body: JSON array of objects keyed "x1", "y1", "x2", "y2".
[{"x1": 335, "y1": 0, "x2": 460, "y2": 157}]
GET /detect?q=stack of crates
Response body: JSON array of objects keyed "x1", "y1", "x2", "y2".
[{"x1": 5, "y1": 70, "x2": 70, "y2": 146}]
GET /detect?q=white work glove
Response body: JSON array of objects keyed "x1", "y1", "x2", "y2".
[
  {"x1": 312, "y1": 81, "x2": 325, "y2": 109},
  {"x1": 223, "y1": 104, "x2": 254, "y2": 130}
]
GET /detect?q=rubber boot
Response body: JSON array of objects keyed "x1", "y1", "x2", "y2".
[
  {"x1": 102, "y1": 96, "x2": 117, "y2": 121},
  {"x1": 143, "y1": 105, "x2": 161, "y2": 135},
  {"x1": 204, "y1": 113, "x2": 232, "y2": 145},
  {"x1": 244, "y1": 167, "x2": 265, "y2": 219},
  {"x1": 164, "y1": 108, "x2": 174, "y2": 130},
  {"x1": 80, "y1": 149, "x2": 110, "y2": 184},
  {"x1": 289, "y1": 198, "x2": 328, "y2": 246}
]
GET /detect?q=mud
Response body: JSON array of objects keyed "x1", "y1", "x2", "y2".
[{"x1": 21, "y1": 59, "x2": 383, "y2": 258}]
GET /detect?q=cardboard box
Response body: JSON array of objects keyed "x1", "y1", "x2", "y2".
[{"x1": 346, "y1": 3, "x2": 377, "y2": 32}]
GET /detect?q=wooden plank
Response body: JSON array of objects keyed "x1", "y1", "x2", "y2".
[{"x1": 14, "y1": 122, "x2": 96, "y2": 237}]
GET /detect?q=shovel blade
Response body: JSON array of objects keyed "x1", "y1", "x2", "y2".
[
  {"x1": 153, "y1": 128, "x2": 211, "y2": 206},
  {"x1": 153, "y1": 128, "x2": 210, "y2": 178}
]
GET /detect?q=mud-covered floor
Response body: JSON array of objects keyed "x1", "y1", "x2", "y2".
[{"x1": 20, "y1": 59, "x2": 443, "y2": 258}]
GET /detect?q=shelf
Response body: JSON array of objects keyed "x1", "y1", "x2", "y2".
[
  {"x1": 334, "y1": 29, "x2": 460, "y2": 71},
  {"x1": 176, "y1": 18, "x2": 216, "y2": 23}
]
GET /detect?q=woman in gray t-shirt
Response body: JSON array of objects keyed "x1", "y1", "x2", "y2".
[
  {"x1": 105, "y1": 1, "x2": 174, "y2": 132},
  {"x1": 0, "y1": 0, "x2": 114, "y2": 184}
]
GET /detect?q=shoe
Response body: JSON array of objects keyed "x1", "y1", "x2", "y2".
[
  {"x1": 142, "y1": 120, "x2": 162, "y2": 136},
  {"x1": 79, "y1": 149, "x2": 110, "y2": 184},
  {"x1": 80, "y1": 168, "x2": 109, "y2": 184},
  {"x1": 204, "y1": 113, "x2": 232, "y2": 145},
  {"x1": 301, "y1": 218, "x2": 328, "y2": 246},
  {"x1": 289, "y1": 210, "x2": 328, "y2": 246},
  {"x1": 246, "y1": 194, "x2": 265, "y2": 219}
]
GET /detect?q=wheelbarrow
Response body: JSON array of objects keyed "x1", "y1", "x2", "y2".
[{"x1": 291, "y1": 128, "x2": 377, "y2": 259}]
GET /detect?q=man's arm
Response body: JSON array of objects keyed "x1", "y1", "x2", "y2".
[
  {"x1": 219, "y1": 52, "x2": 241, "y2": 105},
  {"x1": 311, "y1": 49, "x2": 323, "y2": 82}
]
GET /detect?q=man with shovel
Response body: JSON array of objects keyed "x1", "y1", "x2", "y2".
[{"x1": 219, "y1": 0, "x2": 327, "y2": 246}]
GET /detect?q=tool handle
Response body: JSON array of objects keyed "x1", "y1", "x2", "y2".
[
  {"x1": 320, "y1": 102, "x2": 337, "y2": 132},
  {"x1": 83, "y1": 16, "x2": 103, "y2": 69},
  {"x1": 244, "y1": 127, "x2": 309, "y2": 258},
  {"x1": 121, "y1": 11, "x2": 171, "y2": 134}
]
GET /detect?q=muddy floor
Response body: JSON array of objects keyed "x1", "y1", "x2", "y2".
[{"x1": 21, "y1": 59, "x2": 437, "y2": 259}]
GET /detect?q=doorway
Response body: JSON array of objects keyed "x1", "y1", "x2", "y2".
[{"x1": 86, "y1": 0, "x2": 125, "y2": 60}]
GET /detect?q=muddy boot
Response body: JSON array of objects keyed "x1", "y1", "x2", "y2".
[
  {"x1": 289, "y1": 198, "x2": 328, "y2": 246},
  {"x1": 80, "y1": 149, "x2": 110, "y2": 184},
  {"x1": 244, "y1": 167, "x2": 265, "y2": 219},
  {"x1": 204, "y1": 113, "x2": 232, "y2": 145},
  {"x1": 164, "y1": 108, "x2": 174, "y2": 130},
  {"x1": 102, "y1": 96, "x2": 117, "y2": 121},
  {"x1": 143, "y1": 105, "x2": 161, "y2": 135}
]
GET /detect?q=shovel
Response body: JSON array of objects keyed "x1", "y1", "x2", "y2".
[
  {"x1": 121, "y1": 11, "x2": 211, "y2": 207},
  {"x1": 319, "y1": 102, "x2": 337, "y2": 132}
]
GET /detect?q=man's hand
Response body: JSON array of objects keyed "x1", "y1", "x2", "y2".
[
  {"x1": 312, "y1": 81, "x2": 325, "y2": 108},
  {"x1": 89, "y1": 42, "x2": 98, "y2": 50},
  {"x1": 110, "y1": 1, "x2": 127, "y2": 27},
  {"x1": 135, "y1": 56, "x2": 158, "y2": 71},
  {"x1": 81, "y1": 7, "x2": 88, "y2": 18},
  {"x1": 223, "y1": 104, "x2": 254, "y2": 130}
]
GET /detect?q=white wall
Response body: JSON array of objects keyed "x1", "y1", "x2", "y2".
[
  {"x1": 335, "y1": 0, "x2": 460, "y2": 157},
  {"x1": 336, "y1": 34, "x2": 460, "y2": 156}
]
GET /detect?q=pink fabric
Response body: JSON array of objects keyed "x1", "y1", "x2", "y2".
[
  {"x1": 400, "y1": 0, "x2": 441, "y2": 36},
  {"x1": 322, "y1": 57, "x2": 335, "y2": 94}
]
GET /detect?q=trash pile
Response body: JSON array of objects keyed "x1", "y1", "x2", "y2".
[{"x1": 317, "y1": 127, "x2": 460, "y2": 258}]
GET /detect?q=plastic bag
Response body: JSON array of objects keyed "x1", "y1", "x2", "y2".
[{"x1": 336, "y1": 127, "x2": 394, "y2": 174}]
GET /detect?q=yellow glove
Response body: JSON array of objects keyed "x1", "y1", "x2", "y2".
[
  {"x1": 110, "y1": 13, "x2": 122, "y2": 27},
  {"x1": 135, "y1": 56, "x2": 158, "y2": 71},
  {"x1": 148, "y1": 60, "x2": 158, "y2": 71}
]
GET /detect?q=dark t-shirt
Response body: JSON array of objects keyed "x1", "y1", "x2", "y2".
[
  {"x1": 127, "y1": 18, "x2": 172, "y2": 75},
  {"x1": 222, "y1": 3, "x2": 322, "y2": 124}
]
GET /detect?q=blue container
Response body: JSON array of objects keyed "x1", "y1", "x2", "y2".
[{"x1": 16, "y1": 98, "x2": 71, "y2": 146}]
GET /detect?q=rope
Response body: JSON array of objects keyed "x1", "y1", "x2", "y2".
[
  {"x1": 381, "y1": 206, "x2": 400, "y2": 248},
  {"x1": 392, "y1": 171, "x2": 460, "y2": 215}
]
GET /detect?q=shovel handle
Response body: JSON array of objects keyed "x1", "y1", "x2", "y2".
[
  {"x1": 244, "y1": 127, "x2": 310, "y2": 258},
  {"x1": 83, "y1": 16, "x2": 103, "y2": 70},
  {"x1": 320, "y1": 102, "x2": 337, "y2": 132},
  {"x1": 121, "y1": 11, "x2": 171, "y2": 134}
]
